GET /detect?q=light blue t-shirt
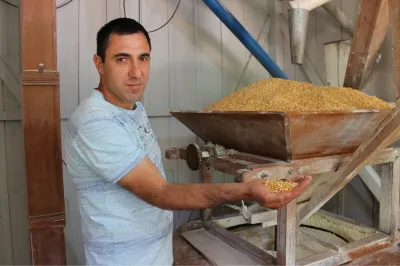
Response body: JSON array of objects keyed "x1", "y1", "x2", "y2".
[{"x1": 62, "y1": 89, "x2": 173, "y2": 265}]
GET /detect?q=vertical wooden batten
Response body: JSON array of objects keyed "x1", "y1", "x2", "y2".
[
  {"x1": 20, "y1": 0, "x2": 66, "y2": 264},
  {"x1": 389, "y1": 0, "x2": 400, "y2": 100},
  {"x1": 343, "y1": 0, "x2": 390, "y2": 90}
]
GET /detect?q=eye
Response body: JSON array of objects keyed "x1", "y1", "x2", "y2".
[
  {"x1": 116, "y1": 57, "x2": 127, "y2": 63},
  {"x1": 139, "y1": 55, "x2": 149, "y2": 62}
]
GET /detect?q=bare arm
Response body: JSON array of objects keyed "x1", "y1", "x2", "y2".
[{"x1": 118, "y1": 157, "x2": 312, "y2": 210}]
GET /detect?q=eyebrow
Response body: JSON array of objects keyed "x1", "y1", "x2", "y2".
[
  {"x1": 113, "y1": 53, "x2": 130, "y2": 58},
  {"x1": 113, "y1": 52, "x2": 150, "y2": 58}
]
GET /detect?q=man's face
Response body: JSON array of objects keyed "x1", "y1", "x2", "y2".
[{"x1": 94, "y1": 32, "x2": 151, "y2": 109}]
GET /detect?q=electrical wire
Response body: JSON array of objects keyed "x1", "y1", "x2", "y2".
[
  {"x1": 148, "y1": 0, "x2": 180, "y2": 33},
  {"x1": 122, "y1": 0, "x2": 180, "y2": 33},
  {"x1": 123, "y1": 0, "x2": 126, "y2": 18},
  {"x1": 0, "y1": 0, "x2": 74, "y2": 9},
  {"x1": 56, "y1": 0, "x2": 73, "y2": 9}
]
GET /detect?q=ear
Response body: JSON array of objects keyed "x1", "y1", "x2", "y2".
[{"x1": 93, "y1": 54, "x2": 105, "y2": 75}]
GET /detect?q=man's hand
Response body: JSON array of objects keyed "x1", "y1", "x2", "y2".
[{"x1": 247, "y1": 176, "x2": 312, "y2": 209}]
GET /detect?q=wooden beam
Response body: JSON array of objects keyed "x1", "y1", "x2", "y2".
[
  {"x1": 359, "y1": 166, "x2": 381, "y2": 200},
  {"x1": 343, "y1": 0, "x2": 390, "y2": 90},
  {"x1": 20, "y1": 0, "x2": 66, "y2": 264},
  {"x1": 299, "y1": 101, "x2": 400, "y2": 225},
  {"x1": 389, "y1": 0, "x2": 400, "y2": 99},
  {"x1": 379, "y1": 160, "x2": 400, "y2": 235},
  {"x1": 296, "y1": 233, "x2": 394, "y2": 266},
  {"x1": 276, "y1": 201, "x2": 297, "y2": 265},
  {"x1": 239, "y1": 148, "x2": 400, "y2": 183},
  {"x1": 0, "y1": 57, "x2": 21, "y2": 102},
  {"x1": 204, "y1": 222, "x2": 276, "y2": 265},
  {"x1": 0, "y1": 110, "x2": 22, "y2": 121}
]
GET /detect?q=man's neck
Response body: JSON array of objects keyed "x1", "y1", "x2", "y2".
[{"x1": 97, "y1": 85, "x2": 135, "y2": 110}]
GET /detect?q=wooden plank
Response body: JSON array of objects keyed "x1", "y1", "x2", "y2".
[
  {"x1": 0, "y1": 57, "x2": 20, "y2": 102},
  {"x1": 299, "y1": 227, "x2": 338, "y2": 250},
  {"x1": 181, "y1": 228, "x2": 261, "y2": 265},
  {"x1": 1, "y1": 3, "x2": 30, "y2": 264},
  {"x1": 173, "y1": 230, "x2": 212, "y2": 266},
  {"x1": 359, "y1": 165, "x2": 381, "y2": 201},
  {"x1": 267, "y1": 1, "x2": 283, "y2": 69},
  {"x1": 167, "y1": 0, "x2": 199, "y2": 227},
  {"x1": 168, "y1": 0, "x2": 197, "y2": 111},
  {"x1": 299, "y1": 102, "x2": 400, "y2": 225},
  {"x1": 389, "y1": 0, "x2": 400, "y2": 99},
  {"x1": 281, "y1": 0, "x2": 296, "y2": 80},
  {"x1": 141, "y1": 0, "x2": 170, "y2": 116},
  {"x1": 78, "y1": 0, "x2": 106, "y2": 102},
  {"x1": 277, "y1": 200, "x2": 297, "y2": 265},
  {"x1": 0, "y1": 110, "x2": 21, "y2": 121},
  {"x1": 20, "y1": 0, "x2": 66, "y2": 264},
  {"x1": 194, "y1": 0, "x2": 223, "y2": 109},
  {"x1": 221, "y1": 0, "x2": 246, "y2": 97},
  {"x1": 0, "y1": 26, "x2": 13, "y2": 263},
  {"x1": 238, "y1": 0, "x2": 270, "y2": 88},
  {"x1": 379, "y1": 160, "x2": 400, "y2": 235},
  {"x1": 204, "y1": 222, "x2": 276, "y2": 265},
  {"x1": 240, "y1": 148, "x2": 400, "y2": 182},
  {"x1": 315, "y1": 0, "x2": 342, "y2": 85},
  {"x1": 343, "y1": 0, "x2": 390, "y2": 90},
  {"x1": 324, "y1": 41, "x2": 339, "y2": 86},
  {"x1": 56, "y1": 0, "x2": 79, "y2": 118},
  {"x1": 297, "y1": 233, "x2": 392, "y2": 266},
  {"x1": 1, "y1": 0, "x2": 20, "y2": 82},
  {"x1": 5, "y1": 120, "x2": 31, "y2": 265},
  {"x1": 348, "y1": 243, "x2": 400, "y2": 265}
]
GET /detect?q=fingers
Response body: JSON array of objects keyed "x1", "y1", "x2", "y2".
[{"x1": 265, "y1": 198, "x2": 296, "y2": 209}]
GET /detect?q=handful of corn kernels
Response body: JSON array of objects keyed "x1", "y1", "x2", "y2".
[{"x1": 264, "y1": 180, "x2": 298, "y2": 193}]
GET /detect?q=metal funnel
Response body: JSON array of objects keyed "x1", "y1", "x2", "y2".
[{"x1": 289, "y1": 8, "x2": 309, "y2": 65}]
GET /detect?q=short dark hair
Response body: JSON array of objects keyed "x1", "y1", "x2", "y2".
[{"x1": 96, "y1": 18, "x2": 151, "y2": 62}]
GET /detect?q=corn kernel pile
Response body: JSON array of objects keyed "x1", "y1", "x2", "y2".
[
  {"x1": 203, "y1": 78, "x2": 393, "y2": 112},
  {"x1": 264, "y1": 180, "x2": 298, "y2": 193}
]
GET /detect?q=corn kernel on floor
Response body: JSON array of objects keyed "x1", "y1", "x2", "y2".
[{"x1": 204, "y1": 78, "x2": 393, "y2": 112}]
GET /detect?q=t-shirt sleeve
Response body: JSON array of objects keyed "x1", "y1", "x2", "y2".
[{"x1": 72, "y1": 119, "x2": 146, "y2": 183}]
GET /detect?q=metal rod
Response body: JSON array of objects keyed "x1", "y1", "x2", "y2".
[{"x1": 202, "y1": 0, "x2": 288, "y2": 79}]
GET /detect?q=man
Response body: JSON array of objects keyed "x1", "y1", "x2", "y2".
[{"x1": 63, "y1": 17, "x2": 311, "y2": 265}]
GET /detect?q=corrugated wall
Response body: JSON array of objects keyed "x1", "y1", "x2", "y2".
[{"x1": 0, "y1": 0, "x2": 397, "y2": 264}]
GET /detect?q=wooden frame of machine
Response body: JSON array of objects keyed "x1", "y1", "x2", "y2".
[
  {"x1": 166, "y1": 0, "x2": 400, "y2": 265},
  {"x1": 166, "y1": 144, "x2": 400, "y2": 265}
]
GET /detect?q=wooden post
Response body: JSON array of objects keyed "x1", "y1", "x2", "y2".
[
  {"x1": 200, "y1": 159, "x2": 213, "y2": 221},
  {"x1": 343, "y1": 0, "x2": 389, "y2": 90},
  {"x1": 276, "y1": 200, "x2": 297, "y2": 265},
  {"x1": 389, "y1": 0, "x2": 400, "y2": 100},
  {"x1": 379, "y1": 160, "x2": 400, "y2": 235},
  {"x1": 20, "y1": 0, "x2": 66, "y2": 265}
]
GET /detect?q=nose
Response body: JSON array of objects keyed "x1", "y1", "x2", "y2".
[{"x1": 129, "y1": 60, "x2": 143, "y2": 79}]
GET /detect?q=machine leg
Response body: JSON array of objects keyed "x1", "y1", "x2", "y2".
[
  {"x1": 200, "y1": 160, "x2": 213, "y2": 221},
  {"x1": 277, "y1": 200, "x2": 297, "y2": 265},
  {"x1": 379, "y1": 159, "x2": 400, "y2": 235}
]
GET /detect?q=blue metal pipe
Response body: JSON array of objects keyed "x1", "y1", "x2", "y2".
[{"x1": 202, "y1": 0, "x2": 288, "y2": 79}]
